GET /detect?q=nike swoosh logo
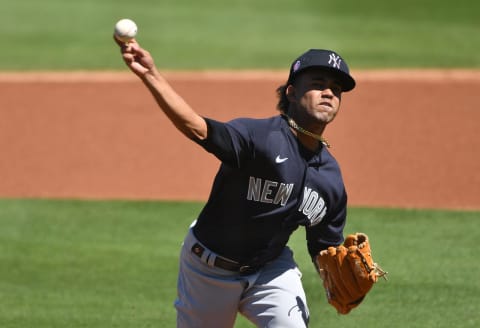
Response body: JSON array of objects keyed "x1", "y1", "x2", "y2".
[{"x1": 275, "y1": 155, "x2": 288, "y2": 163}]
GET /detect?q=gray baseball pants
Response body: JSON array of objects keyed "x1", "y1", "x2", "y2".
[{"x1": 174, "y1": 227, "x2": 310, "y2": 328}]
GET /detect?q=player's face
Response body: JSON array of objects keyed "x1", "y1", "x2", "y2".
[{"x1": 289, "y1": 69, "x2": 343, "y2": 128}]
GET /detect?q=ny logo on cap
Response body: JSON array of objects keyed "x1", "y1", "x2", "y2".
[{"x1": 328, "y1": 53, "x2": 341, "y2": 69}]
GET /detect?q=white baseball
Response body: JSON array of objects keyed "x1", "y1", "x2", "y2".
[{"x1": 114, "y1": 19, "x2": 138, "y2": 42}]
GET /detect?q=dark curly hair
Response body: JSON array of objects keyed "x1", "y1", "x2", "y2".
[{"x1": 276, "y1": 84, "x2": 289, "y2": 114}]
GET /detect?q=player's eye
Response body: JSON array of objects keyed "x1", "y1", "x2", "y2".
[
  {"x1": 311, "y1": 81, "x2": 328, "y2": 90},
  {"x1": 330, "y1": 84, "x2": 342, "y2": 96}
]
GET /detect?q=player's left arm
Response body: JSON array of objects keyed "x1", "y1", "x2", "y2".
[
  {"x1": 306, "y1": 194, "x2": 387, "y2": 314},
  {"x1": 305, "y1": 194, "x2": 347, "y2": 260}
]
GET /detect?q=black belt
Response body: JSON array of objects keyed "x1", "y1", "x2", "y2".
[{"x1": 191, "y1": 243, "x2": 258, "y2": 275}]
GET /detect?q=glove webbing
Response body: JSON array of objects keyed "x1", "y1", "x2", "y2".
[{"x1": 356, "y1": 248, "x2": 388, "y2": 281}]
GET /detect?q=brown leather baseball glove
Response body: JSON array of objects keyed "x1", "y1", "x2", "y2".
[{"x1": 315, "y1": 232, "x2": 387, "y2": 314}]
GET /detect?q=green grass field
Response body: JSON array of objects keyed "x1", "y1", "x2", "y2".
[
  {"x1": 1, "y1": 199, "x2": 479, "y2": 327},
  {"x1": 1, "y1": 0, "x2": 479, "y2": 70}
]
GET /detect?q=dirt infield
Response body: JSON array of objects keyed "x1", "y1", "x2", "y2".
[{"x1": 1, "y1": 70, "x2": 479, "y2": 210}]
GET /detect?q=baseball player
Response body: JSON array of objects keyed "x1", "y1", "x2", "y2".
[{"x1": 114, "y1": 36, "x2": 355, "y2": 327}]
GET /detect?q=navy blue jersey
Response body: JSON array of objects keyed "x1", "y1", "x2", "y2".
[{"x1": 193, "y1": 115, "x2": 347, "y2": 263}]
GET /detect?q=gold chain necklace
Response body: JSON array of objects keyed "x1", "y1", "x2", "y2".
[{"x1": 283, "y1": 114, "x2": 331, "y2": 148}]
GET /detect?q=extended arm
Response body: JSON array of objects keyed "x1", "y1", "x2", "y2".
[{"x1": 114, "y1": 37, "x2": 207, "y2": 141}]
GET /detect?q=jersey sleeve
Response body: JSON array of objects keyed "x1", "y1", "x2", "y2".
[
  {"x1": 305, "y1": 190, "x2": 347, "y2": 259},
  {"x1": 193, "y1": 117, "x2": 253, "y2": 168}
]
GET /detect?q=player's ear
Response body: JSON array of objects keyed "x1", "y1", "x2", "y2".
[{"x1": 286, "y1": 85, "x2": 296, "y2": 102}]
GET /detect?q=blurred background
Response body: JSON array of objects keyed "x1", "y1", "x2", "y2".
[{"x1": 1, "y1": 0, "x2": 478, "y2": 70}]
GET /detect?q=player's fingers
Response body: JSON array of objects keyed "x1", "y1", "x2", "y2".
[
  {"x1": 128, "y1": 40, "x2": 143, "y2": 54},
  {"x1": 113, "y1": 35, "x2": 140, "y2": 52},
  {"x1": 122, "y1": 52, "x2": 135, "y2": 64},
  {"x1": 134, "y1": 47, "x2": 152, "y2": 62},
  {"x1": 113, "y1": 34, "x2": 127, "y2": 47}
]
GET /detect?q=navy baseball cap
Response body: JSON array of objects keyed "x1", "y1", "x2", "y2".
[{"x1": 287, "y1": 49, "x2": 356, "y2": 92}]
